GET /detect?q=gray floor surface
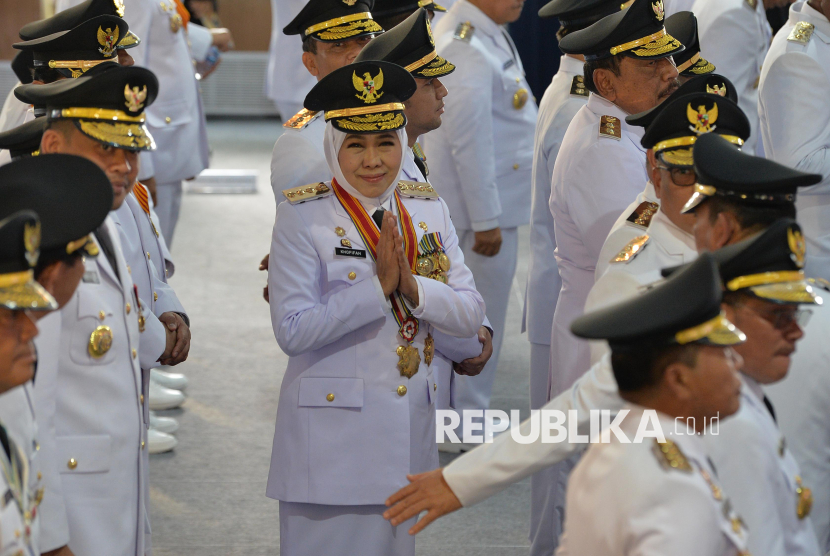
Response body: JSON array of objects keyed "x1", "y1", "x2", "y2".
[{"x1": 149, "y1": 118, "x2": 534, "y2": 555}]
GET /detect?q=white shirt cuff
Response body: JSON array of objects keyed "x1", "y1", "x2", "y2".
[
  {"x1": 471, "y1": 218, "x2": 500, "y2": 232},
  {"x1": 372, "y1": 275, "x2": 392, "y2": 309},
  {"x1": 403, "y1": 278, "x2": 426, "y2": 316}
]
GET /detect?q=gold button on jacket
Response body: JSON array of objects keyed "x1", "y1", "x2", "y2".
[
  {"x1": 326, "y1": 393, "x2": 335, "y2": 402},
  {"x1": 397, "y1": 385, "x2": 407, "y2": 396},
  {"x1": 68, "y1": 458, "x2": 78, "y2": 470}
]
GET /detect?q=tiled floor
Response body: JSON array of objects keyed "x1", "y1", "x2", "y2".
[{"x1": 149, "y1": 119, "x2": 533, "y2": 554}]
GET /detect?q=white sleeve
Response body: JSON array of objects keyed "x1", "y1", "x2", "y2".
[
  {"x1": 443, "y1": 353, "x2": 623, "y2": 506},
  {"x1": 270, "y1": 132, "x2": 330, "y2": 198},
  {"x1": 187, "y1": 23, "x2": 213, "y2": 62}
]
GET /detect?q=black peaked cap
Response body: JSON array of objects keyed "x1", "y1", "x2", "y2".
[
  {"x1": 627, "y1": 73, "x2": 737, "y2": 128},
  {"x1": 0, "y1": 119, "x2": 48, "y2": 160},
  {"x1": 12, "y1": 51, "x2": 33, "y2": 84},
  {"x1": 305, "y1": 60, "x2": 416, "y2": 133},
  {"x1": 539, "y1": 0, "x2": 625, "y2": 28},
  {"x1": 19, "y1": 0, "x2": 125, "y2": 40},
  {"x1": 14, "y1": 16, "x2": 129, "y2": 65},
  {"x1": 665, "y1": 11, "x2": 714, "y2": 76},
  {"x1": 0, "y1": 155, "x2": 112, "y2": 253},
  {"x1": 558, "y1": 0, "x2": 683, "y2": 60},
  {"x1": 355, "y1": 9, "x2": 455, "y2": 78},
  {"x1": 284, "y1": 0, "x2": 382, "y2": 40},
  {"x1": 571, "y1": 253, "x2": 738, "y2": 347},
  {"x1": 640, "y1": 93, "x2": 750, "y2": 150},
  {"x1": 372, "y1": 0, "x2": 446, "y2": 19}
]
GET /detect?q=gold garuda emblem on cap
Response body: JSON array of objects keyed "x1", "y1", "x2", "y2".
[
  {"x1": 652, "y1": 1, "x2": 664, "y2": 21},
  {"x1": 24, "y1": 221, "x2": 41, "y2": 267},
  {"x1": 113, "y1": 0, "x2": 125, "y2": 17},
  {"x1": 353, "y1": 69, "x2": 384, "y2": 104},
  {"x1": 427, "y1": 18, "x2": 435, "y2": 47},
  {"x1": 687, "y1": 102, "x2": 718, "y2": 135},
  {"x1": 706, "y1": 83, "x2": 727, "y2": 97},
  {"x1": 124, "y1": 84, "x2": 148, "y2": 112},
  {"x1": 98, "y1": 26, "x2": 120, "y2": 57},
  {"x1": 342, "y1": 0, "x2": 357, "y2": 5},
  {"x1": 789, "y1": 227, "x2": 806, "y2": 268}
]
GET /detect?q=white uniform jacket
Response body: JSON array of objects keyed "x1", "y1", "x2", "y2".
[
  {"x1": 53, "y1": 217, "x2": 149, "y2": 556},
  {"x1": 426, "y1": 0, "x2": 537, "y2": 231},
  {"x1": 0, "y1": 92, "x2": 33, "y2": 167},
  {"x1": 557, "y1": 406, "x2": 751, "y2": 556},
  {"x1": 265, "y1": 0, "x2": 317, "y2": 117},
  {"x1": 266, "y1": 184, "x2": 485, "y2": 505},
  {"x1": 693, "y1": 0, "x2": 771, "y2": 156},
  {"x1": 0, "y1": 424, "x2": 39, "y2": 556},
  {"x1": 548, "y1": 93, "x2": 646, "y2": 396},
  {"x1": 270, "y1": 113, "x2": 328, "y2": 200},
  {"x1": 758, "y1": 1, "x2": 830, "y2": 280},
  {"x1": 126, "y1": 0, "x2": 209, "y2": 183},
  {"x1": 766, "y1": 304, "x2": 830, "y2": 552},
  {"x1": 704, "y1": 376, "x2": 822, "y2": 556},
  {"x1": 522, "y1": 55, "x2": 587, "y2": 346},
  {"x1": 594, "y1": 181, "x2": 659, "y2": 280}
]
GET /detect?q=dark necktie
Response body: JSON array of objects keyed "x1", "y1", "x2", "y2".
[
  {"x1": 95, "y1": 224, "x2": 120, "y2": 282},
  {"x1": 763, "y1": 395, "x2": 777, "y2": 423},
  {"x1": 0, "y1": 425, "x2": 11, "y2": 462},
  {"x1": 413, "y1": 153, "x2": 429, "y2": 180},
  {"x1": 372, "y1": 207, "x2": 386, "y2": 230}
]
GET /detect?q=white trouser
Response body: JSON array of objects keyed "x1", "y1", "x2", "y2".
[
  {"x1": 529, "y1": 342, "x2": 558, "y2": 555},
  {"x1": 155, "y1": 181, "x2": 183, "y2": 247},
  {"x1": 451, "y1": 227, "x2": 519, "y2": 413},
  {"x1": 279, "y1": 502, "x2": 417, "y2": 556}
]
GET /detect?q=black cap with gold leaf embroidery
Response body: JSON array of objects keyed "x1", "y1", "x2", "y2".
[
  {"x1": 572, "y1": 253, "x2": 744, "y2": 349},
  {"x1": 639, "y1": 93, "x2": 750, "y2": 167},
  {"x1": 558, "y1": 0, "x2": 683, "y2": 61},
  {"x1": 0, "y1": 119, "x2": 48, "y2": 160},
  {"x1": 626, "y1": 73, "x2": 737, "y2": 129},
  {"x1": 305, "y1": 60, "x2": 416, "y2": 133},
  {"x1": 355, "y1": 8, "x2": 455, "y2": 79},
  {"x1": 19, "y1": 0, "x2": 138, "y2": 49},
  {"x1": 0, "y1": 155, "x2": 111, "y2": 265},
  {"x1": 284, "y1": 0, "x2": 383, "y2": 41},
  {"x1": 665, "y1": 12, "x2": 713, "y2": 76},
  {"x1": 14, "y1": 15, "x2": 127, "y2": 79},
  {"x1": 539, "y1": 0, "x2": 630, "y2": 35},
  {"x1": 682, "y1": 133, "x2": 822, "y2": 213},
  {"x1": 372, "y1": 0, "x2": 446, "y2": 20},
  {"x1": 0, "y1": 211, "x2": 58, "y2": 311},
  {"x1": 15, "y1": 65, "x2": 158, "y2": 152}
]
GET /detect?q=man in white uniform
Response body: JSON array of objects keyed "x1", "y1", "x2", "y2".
[
  {"x1": 758, "y1": 0, "x2": 830, "y2": 280},
  {"x1": 547, "y1": 0, "x2": 681, "y2": 400},
  {"x1": 266, "y1": 0, "x2": 317, "y2": 119},
  {"x1": 426, "y1": 0, "x2": 537, "y2": 420}
]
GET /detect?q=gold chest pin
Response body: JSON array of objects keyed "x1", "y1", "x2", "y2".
[
  {"x1": 397, "y1": 345, "x2": 421, "y2": 379},
  {"x1": 88, "y1": 325, "x2": 113, "y2": 358},
  {"x1": 341, "y1": 238, "x2": 352, "y2": 248},
  {"x1": 335, "y1": 227, "x2": 346, "y2": 237}
]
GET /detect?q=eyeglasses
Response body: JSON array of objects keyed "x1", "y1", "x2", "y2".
[
  {"x1": 737, "y1": 303, "x2": 813, "y2": 330},
  {"x1": 654, "y1": 164, "x2": 697, "y2": 186}
]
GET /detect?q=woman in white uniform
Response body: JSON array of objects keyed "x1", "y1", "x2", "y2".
[{"x1": 266, "y1": 60, "x2": 485, "y2": 556}]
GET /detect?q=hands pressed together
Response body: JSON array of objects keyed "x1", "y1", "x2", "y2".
[{"x1": 376, "y1": 211, "x2": 420, "y2": 306}]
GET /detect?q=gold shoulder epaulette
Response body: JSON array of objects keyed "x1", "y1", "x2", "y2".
[
  {"x1": 612, "y1": 234, "x2": 649, "y2": 264},
  {"x1": 283, "y1": 108, "x2": 320, "y2": 130},
  {"x1": 788, "y1": 21, "x2": 815, "y2": 45},
  {"x1": 599, "y1": 115, "x2": 621, "y2": 140},
  {"x1": 453, "y1": 21, "x2": 474, "y2": 42},
  {"x1": 282, "y1": 182, "x2": 332, "y2": 204},
  {"x1": 745, "y1": 0, "x2": 757, "y2": 8},
  {"x1": 397, "y1": 180, "x2": 439, "y2": 199},
  {"x1": 626, "y1": 201, "x2": 659, "y2": 228},
  {"x1": 570, "y1": 75, "x2": 588, "y2": 97},
  {"x1": 653, "y1": 439, "x2": 693, "y2": 473}
]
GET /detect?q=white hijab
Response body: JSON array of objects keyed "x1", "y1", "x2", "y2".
[{"x1": 323, "y1": 123, "x2": 408, "y2": 211}]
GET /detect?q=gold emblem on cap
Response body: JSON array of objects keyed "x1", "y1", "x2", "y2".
[
  {"x1": 706, "y1": 83, "x2": 727, "y2": 97},
  {"x1": 24, "y1": 221, "x2": 41, "y2": 267},
  {"x1": 113, "y1": 0, "x2": 125, "y2": 16},
  {"x1": 652, "y1": 0, "x2": 664, "y2": 21},
  {"x1": 788, "y1": 227, "x2": 806, "y2": 269},
  {"x1": 343, "y1": 0, "x2": 358, "y2": 4},
  {"x1": 687, "y1": 103, "x2": 718, "y2": 135},
  {"x1": 427, "y1": 18, "x2": 435, "y2": 47},
  {"x1": 353, "y1": 69, "x2": 384, "y2": 104},
  {"x1": 88, "y1": 325, "x2": 113, "y2": 358},
  {"x1": 124, "y1": 85, "x2": 148, "y2": 112},
  {"x1": 97, "y1": 26, "x2": 120, "y2": 57}
]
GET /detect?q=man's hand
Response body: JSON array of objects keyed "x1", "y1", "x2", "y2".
[
  {"x1": 260, "y1": 254, "x2": 270, "y2": 303},
  {"x1": 210, "y1": 28, "x2": 234, "y2": 51},
  {"x1": 377, "y1": 212, "x2": 401, "y2": 297},
  {"x1": 384, "y1": 469, "x2": 462, "y2": 535},
  {"x1": 396, "y1": 237, "x2": 419, "y2": 306},
  {"x1": 43, "y1": 544, "x2": 76, "y2": 556},
  {"x1": 472, "y1": 227, "x2": 502, "y2": 257},
  {"x1": 142, "y1": 177, "x2": 158, "y2": 206},
  {"x1": 453, "y1": 326, "x2": 492, "y2": 376},
  {"x1": 158, "y1": 312, "x2": 191, "y2": 365}
]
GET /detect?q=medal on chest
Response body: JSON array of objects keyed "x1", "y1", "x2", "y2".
[{"x1": 416, "y1": 232, "x2": 451, "y2": 284}]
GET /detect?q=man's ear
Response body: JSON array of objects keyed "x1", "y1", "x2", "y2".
[
  {"x1": 662, "y1": 360, "x2": 695, "y2": 403},
  {"x1": 647, "y1": 150, "x2": 663, "y2": 198},
  {"x1": 302, "y1": 51, "x2": 319, "y2": 78},
  {"x1": 593, "y1": 68, "x2": 616, "y2": 102},
  {"x1": 710, "y1": 211, "x2": 739, "y2": 250},
  {"x1": 40, "y1": 128, "x2": 65, "y2": 155}
]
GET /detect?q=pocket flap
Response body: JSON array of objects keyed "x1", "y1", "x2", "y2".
[
  {"x1": 298, "y1": 377, "x2": 364, "y2": 408},
  {"x1": 324, "y1": 259, "x2": 373, "y2": 284},
  {"x1": 77, "y1": 287, "x2": 112, "y2": 320},
  {"x1": 56, "y1": 435, "x2": 112, "y2": 474}
]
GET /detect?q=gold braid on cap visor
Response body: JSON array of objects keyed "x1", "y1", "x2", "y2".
[
  {"x1": 727, "y1": 271, "x2": 822, "y2": 304},
  {"x1": 609, "y1": 28, "x2": 682, "y2": 56},
  {"x1": 0, "y1": 270, "x2": 58, "y2": 311},
  {"x1": 654, "y1": 135, "x2": 744, "y2": 153},
  {"x1": 676, "y1": 52, "x2": 700, "y2": 73},
  {"x1": 305, "y1": 13, "x2": 383, "y2": 40},
  {"x1": 674, "y1": 312, "x2": 745, "y2": 345},
  {"x1": 326, "y1": 102, "x2": 407, "y2": 132},
  {"x1": 52, "y1": 108, "x2": 156, "y2": 151}
]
